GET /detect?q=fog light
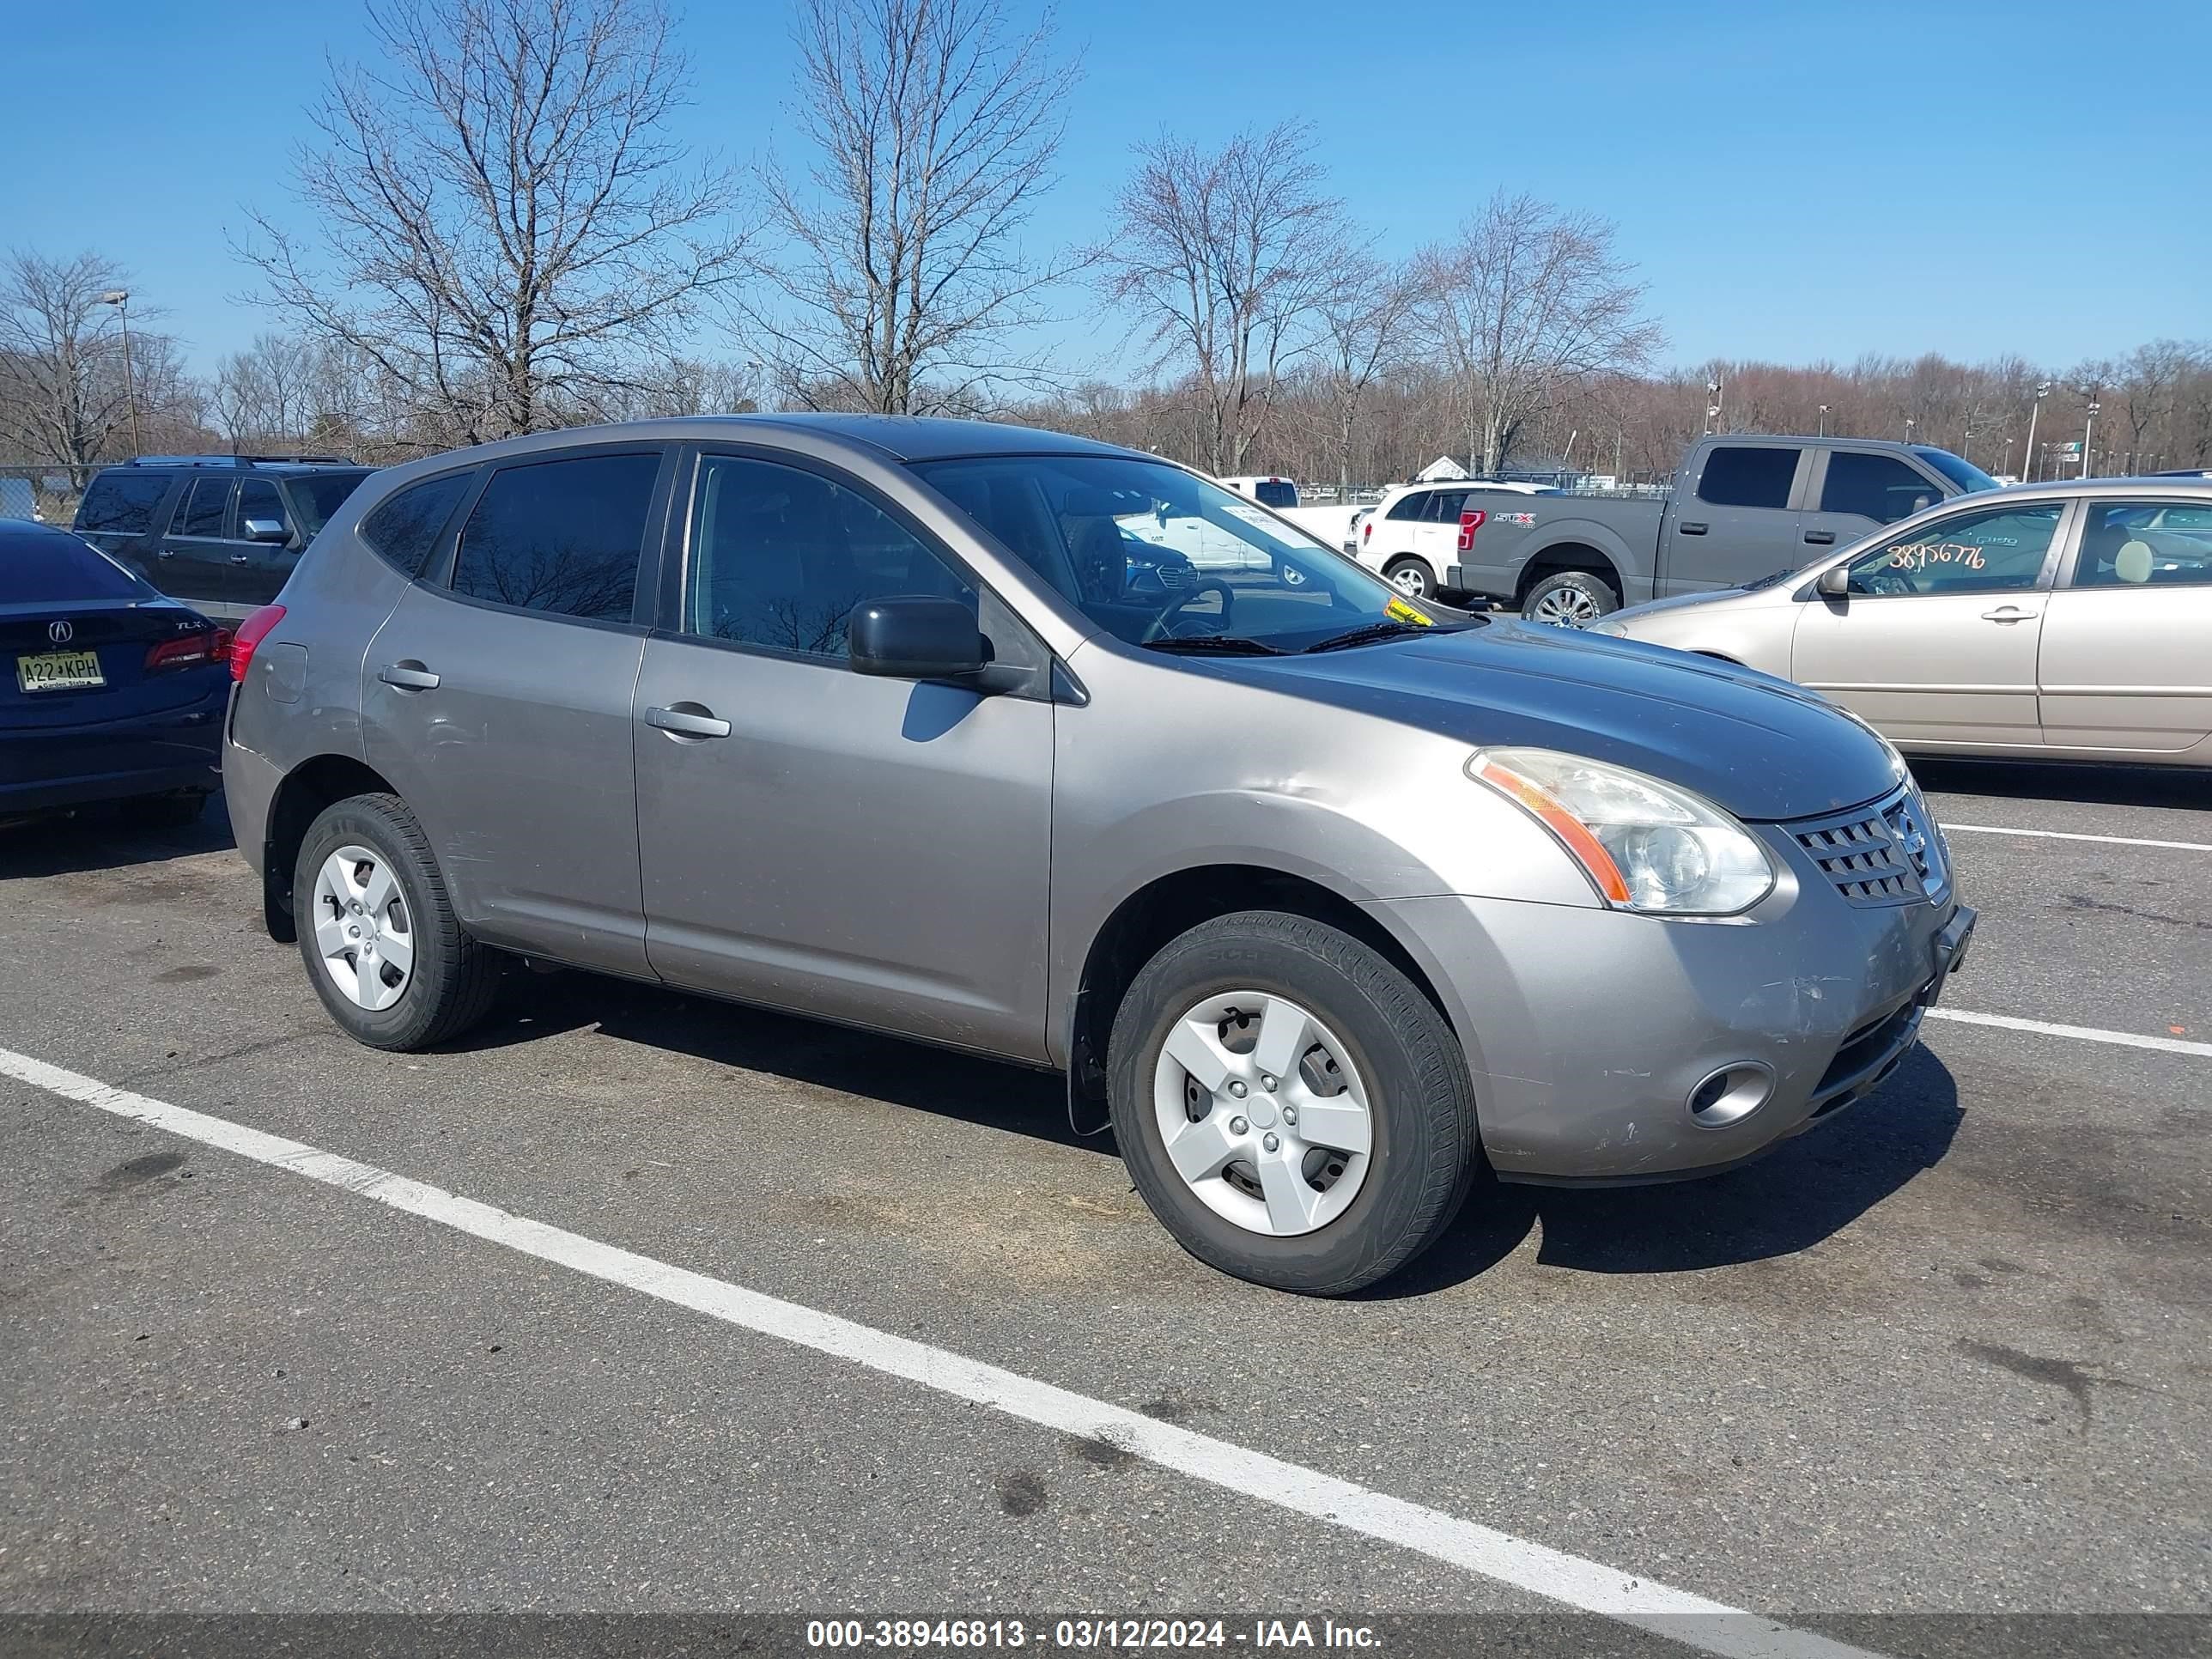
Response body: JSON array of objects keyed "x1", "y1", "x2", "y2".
[{"x1": 1686, "y1": 1062, "x2": 1775, "y2": 1128}]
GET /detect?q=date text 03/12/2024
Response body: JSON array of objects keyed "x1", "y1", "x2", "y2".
[{"x1": 805, "y1": 1618, "x2": 1382, "y2": 1650}]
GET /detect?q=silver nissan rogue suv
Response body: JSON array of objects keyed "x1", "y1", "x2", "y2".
[{"x1": 222, "y1": 416, "x2": 1974, "y2": 1295}]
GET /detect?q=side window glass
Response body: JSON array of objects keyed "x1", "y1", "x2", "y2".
[
  {"x1": 235, "y1": 478, "x2": 291, "y2": 540},
  {"x1": 1386, "y1": 491, "x2": 1428, "y2": 521},
  {"x1": 76, "y1": 473, "x2": 170, "y2": 535},
  {"x1": 2071, "y1": 501, "x2": 2212, "y2": 590},
  {"x1": 684, "y1": 455, "x2": 975, "y2": 658},
  {"x1": 1695, "y1": 447, "x2": 1799, "y2": 509},
  {"x1": 361, "y1": 471, "x2": 476, "y2": 576},
  {"x1": 176, "y1": 477, "x2": 231, "y2": 538},
  {"x1": 1820, "y1": 453, "x2": 1941, "y2": 524},
  {"x1": 1423, "y1": 489, "x2": 1468, "y2": 523},
  {"x1": 449, "y1": 452, "x2": 659, "y2": 622},
  {"x1": 1844, "y1": 504, "x2": 2063, "y2": 597}
]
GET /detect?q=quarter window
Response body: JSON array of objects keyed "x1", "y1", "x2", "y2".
[
  {"x1": 1694, "y1": 447, "x2": 1799, "y2": 509},
  {"x1": 1844, "y1": 503, "x2": 2063, "y2": 597},
  {"x1": 448, "y1": 452, "x2": 659, "y2": 622},
  {"x1": 176, "y1": 477, "x2": 231, "y2": 538},
  {"x1": 1819, "y1": 453, "x2": 1941, "y2": 525},
  {"x1": 684, "y1": 454, "x2": 974, "y2": 658},
  {"x1": 361, "y1": 471, "x2": 476, "y2": 576},
  {"x1": 75, "y1": 471, "x2": 171, "y2": 536},
  {"x1": 2070, "y1": 501, "x2": 2212, "y2": 590}
]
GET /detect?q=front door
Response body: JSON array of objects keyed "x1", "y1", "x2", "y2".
[
  {"x1": 633, "y1": 449, "x2": 1054, "y2": 1060},
  {"x1": 1791, "y1": 499, "x2": 2070, "y2": 750},
  {"x1": 229, "y1": 477, "x2": 302, "y2": 609},
  {"x1": 2039, "y1": 498, "x2": 2212, "y2": 753},
  {"x1": 361, "y1": 446, "x2": 670, "y2": 975},
  {"x1": 1797, "y1": 448, "x2": 1948, "y2": 557}
]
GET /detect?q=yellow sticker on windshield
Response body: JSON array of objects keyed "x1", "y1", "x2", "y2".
[{"x1": 1386, "y1": 597, "x2": 1434, "y2": 626}]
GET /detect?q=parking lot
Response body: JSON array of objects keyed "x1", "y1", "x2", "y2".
[{"x1": 2, "y1": 760, "x2": 2207, "y2": 1653}]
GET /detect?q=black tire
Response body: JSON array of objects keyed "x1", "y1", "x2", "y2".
[
  {"x1": 1108, "y1": 910, "x2": 1480, "y2": 1296},
  {"x1": 125, "y1": 790, "x2": 209, "y2": 829},
  {"x1": 1521, "y1": 568, "x2": 1620, "y2": 626},
  {"x1": 292, "y1": 793, "x2": 501, "y2": 1051},
  {"x1": 1382, "y1": 556, "x2": 1437, "y2": 600}
]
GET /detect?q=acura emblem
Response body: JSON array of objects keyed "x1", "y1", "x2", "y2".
[{"x1": 47, "y1": 619, "x2": 73, "y2": 644}]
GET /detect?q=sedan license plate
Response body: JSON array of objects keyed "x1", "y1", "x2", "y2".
[{"x1": 15, "y1": 649, "x2": 105, "y2": 693}]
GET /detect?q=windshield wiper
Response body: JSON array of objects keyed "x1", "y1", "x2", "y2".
[
  {"x1": 1139, "y1": 635, "x2": 1288, "y2": 656},
  {"x1": 1301, "y1": 620, "x2": 1437, "y2": 653}
]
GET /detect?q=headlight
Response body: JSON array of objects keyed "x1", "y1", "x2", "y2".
[{"x1": 1468, "y1": 747, "x2": 1776, "y2": 915}]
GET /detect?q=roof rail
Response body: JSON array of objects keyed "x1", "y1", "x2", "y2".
[{"x1": 126, "y1": 453, "x2": 359, "y2": 467}]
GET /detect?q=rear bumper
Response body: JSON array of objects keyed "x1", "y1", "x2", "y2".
[{"x1": 0, "y1": 687, "x2": 225, "y2": 816}]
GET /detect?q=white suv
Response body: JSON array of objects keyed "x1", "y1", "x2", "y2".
[{"x1": 1352, "y1": 482, "x2": 1557, "y2": 598}]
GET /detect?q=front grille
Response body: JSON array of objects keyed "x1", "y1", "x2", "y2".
[{"x1": 1790, "y1": 787, "x2": 1946, "y2": 907}]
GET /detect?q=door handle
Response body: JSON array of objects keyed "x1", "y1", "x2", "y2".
[
  {"x1": 1979, "y1": 606, "x2": 2038, "y2": 623},
  {"x1": 377, "y1": 664, "x2": 441, "y2": 690},
  {"x1": 646, "y1": 704, "x2": 732, "y2": 739},
  {"x1": 1802, "y1": 530, "x2": 1836, "y2": 544},
  {"x1": 1678, "y1": 521, "x2": 1708, "y2": 535},
  {"x1": 156, "y1": 549, "x2": 176, "y2": 559},
  {"x1": 230, "y1": 553, "x2": 252, "y2": 564}
]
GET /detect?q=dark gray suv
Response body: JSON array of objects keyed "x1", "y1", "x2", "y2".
[{"x1": 222, "y1": 416, "x2": 1973, "y2": 1295}]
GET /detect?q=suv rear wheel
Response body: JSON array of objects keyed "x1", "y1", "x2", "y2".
[
  {"x1": 1382, "y1": 556, "x2": 1437, "y2": 599},
  {"x1": 293, "y1": 793, "x2": 501, "y2": 1050},
  {"x1": 1108, "y1": 910, "x2": 1479, "y2": 1295}
]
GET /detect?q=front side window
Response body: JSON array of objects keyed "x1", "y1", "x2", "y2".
[
  {"x1": 293, "y1": 471, "x2": 375, "y2": 537},
  {"x1": 913, "y1": 454, "x2": 1470, "y2": 650},
  {"x1": 361, "y1": 471, "x2": 476, "y2": 576},
  {"x1": 2071, "y1": 501, "x2": 2212, "y2": 589},
  {"x1": 1844, "y1": 503, "x2": 2063, "y2": 597},
  {"x1": 684, "y1": 455, "x2": 974, "y2": 657},
  {"x1": 1820, "y1": 453, "x2": 1941, "y2": 525},
  {"x1": 176, "y1": 477, "x2": 231, "y2": 538},
  {"x1": 76, "y1": 471, "x2": 171, "y2": 535},
  {"x1": 448, "y1": 451, "x2": 658, "y2": 622},
  {"x1": 1695, "y1": 447, "x2": 1799, "y2": 509},
  {"x1": 235, "y1": 478, "x2": 292, "y2": 539}
]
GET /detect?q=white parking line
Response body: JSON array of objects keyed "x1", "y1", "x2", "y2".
[
  {"x1": 1927, "y1": 1008, "x2": 2212, "y2": 1059},
  {"x1": 1943, "y1": 823, "x2": 2212, "y2": 853},
  {"x1": 0, "y1": 1044, "x2": 1876, "y2": 1659}
]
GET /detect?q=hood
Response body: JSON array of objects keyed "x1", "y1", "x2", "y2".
[{"x1": 1231, "y1": 620, "x2": 1899, "y2": 821}]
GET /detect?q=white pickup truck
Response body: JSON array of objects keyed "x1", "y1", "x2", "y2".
[{"x1": 1216, "y1": 476, "x2": 1367, "y2": 552}]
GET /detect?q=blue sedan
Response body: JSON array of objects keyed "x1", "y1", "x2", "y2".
[{"x1": 2, "y1": 520, "x2": 228, "y2": 827}]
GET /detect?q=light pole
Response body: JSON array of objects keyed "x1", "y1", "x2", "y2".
[
  {"x1": 1817, "y1": 404, "x2": 1828, "y2": 436},
  {"x1": 1904, "y1": 416, "x2": 1916, "y2": 444},
  {"x1": 2081, "y1": 399, "x2": 2100, "y2": 478},
  {"x1": 2002, "y1": 437, "x2": 2014, "y2": 477},
  {"x1": 96, "y1": 289, "x2": 142, "y2": 457},
  {"x1": 2022, "y1": 380, "x2": 2050, "y2": 482},
  {"x1": 1703, "y1": 377, "x2": 1723, "y2": 436}
]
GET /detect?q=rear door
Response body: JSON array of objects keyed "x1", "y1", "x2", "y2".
[
  {"x1": 362, "y1": 445, "x2": 672, "y2": 975},
  {"x1": 2038, "y1": 497, "x2": 2212, "y2": 753},
  {"x1": 156, "y1": 474, "x2": 241, "y2": 605},
  {"x1": 1790, "y1": 499, "x2": 2071, "y2": 749},
  {"x1": 1662, "y1": 443, "x2": 1808, "y2": 593},
  {"x1": 1407, "y1": 487, "x2": 1469, "y2": 580},
  {"x1": 1798, "y1": 448, "x2": 1948, "y2": 553}
]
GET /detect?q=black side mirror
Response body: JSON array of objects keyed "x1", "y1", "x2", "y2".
[
  {"x1": 1815, "y1": 563, "x2": 1850, "y2": 598},
  {"x1": 849, "y1": 595, "x2": 988, "y2": 681}
]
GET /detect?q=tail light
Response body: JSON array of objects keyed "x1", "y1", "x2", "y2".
[
  {"x1": 229, "y1": 605, "x2": 287, "y2": 684},
  {"x1": 1362, "y1": 520, "x2": 1373, "y2": 544},
  {"x1": 1456, "y1": 509, "x2": 1486, "y2": 553},
  {"x1": 144, "y1": 626, "x2": 231, "y2": 673}
]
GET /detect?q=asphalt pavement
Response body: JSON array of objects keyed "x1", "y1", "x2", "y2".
[{"x1": 2, "y1": 760, "x2": 2207, "y2": 1655}]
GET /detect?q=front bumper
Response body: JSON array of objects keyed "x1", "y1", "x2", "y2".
[{"x1": 1370, "y1": 840, "x2": 1972, "y2": 1183}]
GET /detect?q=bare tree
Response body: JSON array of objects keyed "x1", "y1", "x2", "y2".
[
  {"x1": 752, "y1": 0, "x2": 1079, "y2": 414},
  {"x1": 215, "y1": 332, "x2": 323, "y2": 451},
  {"x1": 1315, "y1": 253, "x2": 1414, "y2": 491},
  {"x1": 240, "y1": 0, "x2": 752, "y2": 445},
  {"x1": 1097, "y1": 122, "x2": 1340, "y2": 476},
  {"x1": 1415, "y1": 192, "x2": 1662, "y2": 473},
  {"x1": 0, "y1": 250, "x2": 138, "y2": 484}
]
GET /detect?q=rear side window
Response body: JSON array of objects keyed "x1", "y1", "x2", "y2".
[
  {"x1": 76, "y1": 471, "x2": 171, "y2": 535},
  {"x1": 1421, "y1": 489, "x2": 1469, "y2": 522},
  {"x1": 1820, "y1": 453, "x2": 1940, "y2": 525},
  {"x1": 176, "y1": 477, "x2": 231, "y2": 538},
  {"x1": 1694, "y1": 447, "x2": 1799, "y2": 509},
  {"x1": 448, "y1": 452, "x2": 659, "y2": 622},
  {"x1": 0, "y1": 529, "x2": 149, "y2": 602},
  {"x1": 1386, "y1": 491, "x2": 1428, "y2": 521},
  {"x1": 361, "y1": 471, "x2": 476, "y2": 575}
]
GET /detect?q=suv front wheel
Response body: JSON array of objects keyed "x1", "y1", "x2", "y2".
[
  {"x1": 293, "y1": 793, "x2": 501, "y2": 1050},
  {"x1": 1108, "y1": 910, "x2": 1480, "y2": 1295}
]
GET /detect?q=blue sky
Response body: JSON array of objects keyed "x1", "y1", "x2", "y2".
[{"x1": 3, "y1": 0, "x2": 2205, "y2": 380}]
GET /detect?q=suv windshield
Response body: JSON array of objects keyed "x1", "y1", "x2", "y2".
[
  {"x1": 912, "y1": 455, "x2": 1469, "y2": 650},
  {"x1": 1912, "y1": 447, "x2": 1998, "y2": 495},
  {"x1": 292, "y1": 470, "x2": 376, "y2": 537}
]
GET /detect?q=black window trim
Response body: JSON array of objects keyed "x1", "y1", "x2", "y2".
[
  {"x1": 417, "y1": 442, "x2": 677, "y2": 635},
  {"x1": 652, "y1": 441, "x2": 1053, "y2": 699}
]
